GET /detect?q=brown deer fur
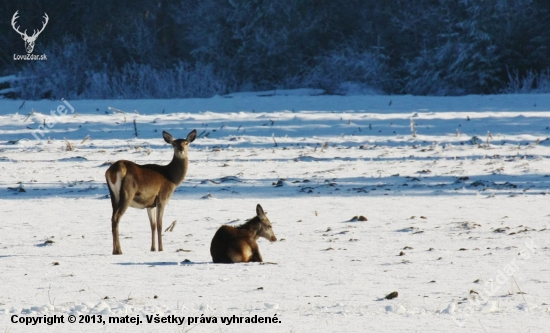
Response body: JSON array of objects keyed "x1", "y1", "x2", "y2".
[
  {"x1": 105, "y1": 129, "x2": 196, "y2": 255},
  {"x1": 210, "y1": 204, "x2": 277, "y2": 263}
]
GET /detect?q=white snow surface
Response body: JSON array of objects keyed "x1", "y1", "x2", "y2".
[{"x1": 0, "y1": 92, "x2": 550, "y2": 332}]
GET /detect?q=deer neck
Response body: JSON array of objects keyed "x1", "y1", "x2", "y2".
[
  {"x1": 237, "y1": 217, "x2": 261, "y2": 239},
  {"x1": 165, "y1": 155, "x2": 188, "y2": 185}
]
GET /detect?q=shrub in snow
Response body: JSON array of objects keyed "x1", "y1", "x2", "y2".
[
  {"x1": 299, "y1": 49, "x2": 390, "y2": 95},
  {"x1": 500, "y1": 69, "x2": 550, "y2": 94}
]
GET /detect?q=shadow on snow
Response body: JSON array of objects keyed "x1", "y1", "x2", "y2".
[{"x1": 1, "y1": 172, "x2": 549, "y2": 200}]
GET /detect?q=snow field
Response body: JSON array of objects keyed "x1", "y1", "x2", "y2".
[{"x1": 1, "y1": 92, "x2": 550, "y2": 332}]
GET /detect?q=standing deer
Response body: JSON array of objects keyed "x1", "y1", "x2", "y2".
[
  {"x1": 210, "y1": 204, "x2": 277, "y2": 263},
  {"x1": 11, "y1": 11, "x2": 49, "y2": 54},
  {"x1": 105, "y1": 129, "x2": 197, "y2": 255}
]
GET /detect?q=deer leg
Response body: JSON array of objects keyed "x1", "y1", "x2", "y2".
[
  {"x1": 111, "y1": 212, "x2": 120, "y2": 255},
  {"x1": 155, "y1": 201, "x2": 166, "y2": 252},
  {"x1": 107, "y1": 186, "x2": 117, "y2": 210},
  {"x1": 108, "y1": 185, "x2": 121, "y2": 255},
  {"x1": 111, "y1": 205, "x2": 129, "y2": 255},
  {"x1": 249, "y1": 250, "x2": 263, "y2": 263},
  {"x1": 147, "y1": 207, "x2": 157, "y2": 252},
  {"x1": 111, "y1": 186, "x2": 134, "y2": 255}
]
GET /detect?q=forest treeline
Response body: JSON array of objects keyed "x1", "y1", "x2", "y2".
[{"x1": 1, "y1": 0, "x2": 550, "y2": 99}]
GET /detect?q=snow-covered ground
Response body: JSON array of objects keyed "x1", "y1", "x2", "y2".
[{"x1": 1, "y1": 91, "x2": 549, "y2": 332}]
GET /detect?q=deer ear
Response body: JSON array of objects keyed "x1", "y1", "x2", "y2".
[
  {"x1": 163, "y1": 131, "x2": 174, "y2": 144},
  {"x1": 187, "y1": 129, "x2": 197, "y2": 143},
  {"x1": 256, "y1": 204, "x2": 266, "y2": 219}
]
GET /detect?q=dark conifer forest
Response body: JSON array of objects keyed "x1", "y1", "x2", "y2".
[{"x1": 2, "y1": 0, "x2": 550, "y2": 99}]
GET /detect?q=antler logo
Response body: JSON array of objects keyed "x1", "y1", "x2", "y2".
[{"x1": 11, "y1": 10, "x2": 49, "y2": 54}]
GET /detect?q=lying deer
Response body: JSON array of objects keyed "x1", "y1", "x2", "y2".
[
  {"x1": 105, "y1": 129, "x2": 197, "y2": 255},
  {"x1": 210, "y1": 204, "x2": 277, "y2": 263}
]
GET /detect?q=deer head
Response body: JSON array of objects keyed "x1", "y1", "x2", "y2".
[
  {"x1": 254, "y1": 204, "x2": 277, "y2": 242},
  {"x1": 163, "y1": 130, "x2": 197, "y2": 159},
  {"x1": 11, "y1": 11, "x2": 49, "y2": 54}
]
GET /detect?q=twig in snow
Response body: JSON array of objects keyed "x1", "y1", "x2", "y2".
[
  {"x1": 83, "y1": 283, "x2": 103, "y2": 299},
  {"x1": 108, "y1": 107, "x2": 125, "y2": 114},
  {"x1": 64, "y1": 138, "x2": 74, "y2": 151},
  {"x1": 23, "y1": 109, "x2": 35, "y2": 122},
  {"x1": 133, "y1": 119, "x2": 138, "y2": 138},
  {"x1": 410, "y1": 117, "x2": 417, "y2": 137},
  {"x1": 164, "y1": 220, "x2": 177, "y2": 232},
  {"x1": 272, "y1": 134, "x2": 278, "y2": 147},
  {"x1": 512, "y1": 275, "x2": 527, "y2": 303},
  {"x1": 48, "y1": 284, "x2": 55, "y2": 305},
  {"x1": 478, "y1": 319, "x2": 488, "y2": 333},
  {"x1": 81, "y1": 135, "x2": 90, "y2": 144}
]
